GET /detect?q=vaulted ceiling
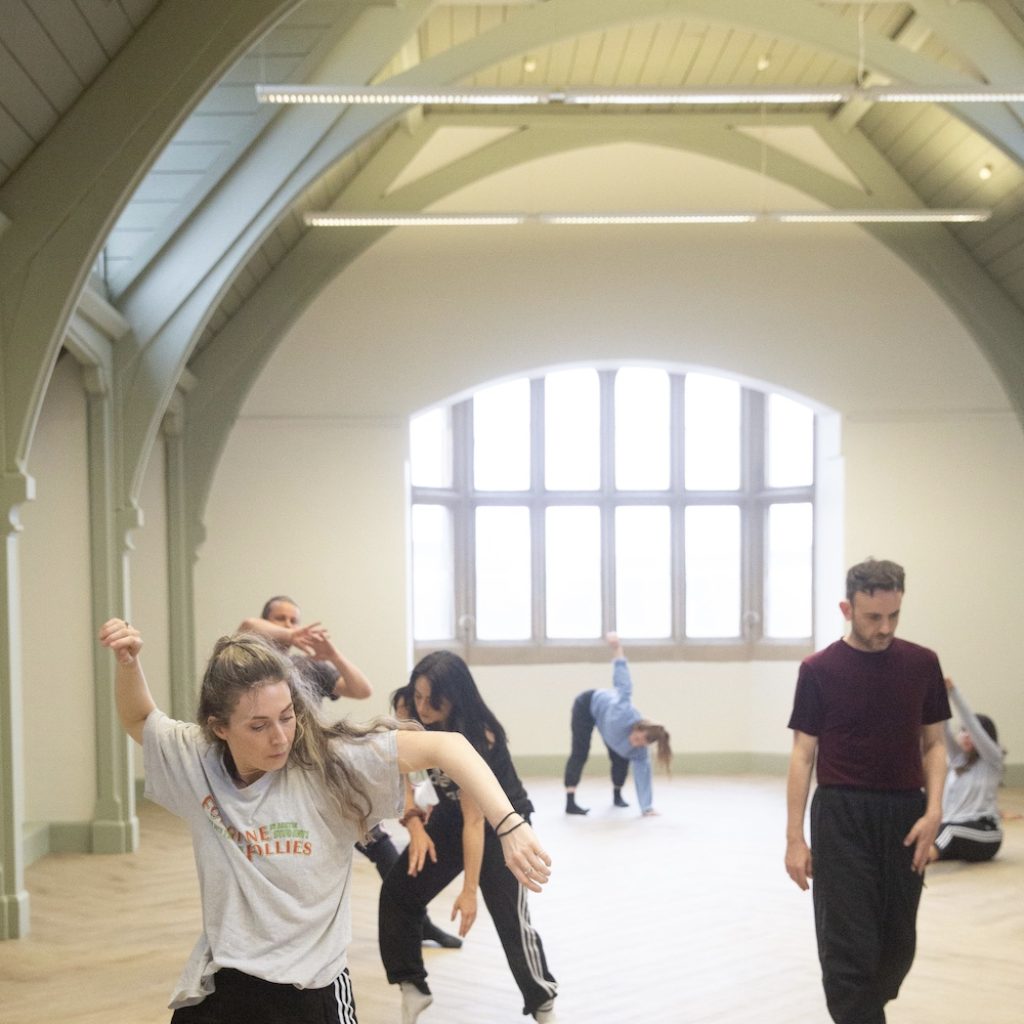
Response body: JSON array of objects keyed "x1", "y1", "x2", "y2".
[{"x1": 1, "y1": 0, "x2": 1022, "y2": 509}]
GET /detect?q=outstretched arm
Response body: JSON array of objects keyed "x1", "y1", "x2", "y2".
[
  {"x1": 98, "y1": 618, "x2": 156, "y2": 745},
  {"x1": 452, "y1": 792, "x2": 484, "y2": 936},
  {"x1": 947, "y1": 679, "x2": 1003, "y2": 766},
  {"x1": 606, "y1": 631, "x2": 625, "y2": 661},
  {"x1": 238, "y1": 616, "x2": 324, "y2": 655},
  {"x1": 395, "y1": 730, "x2": 551, "y2": 892},
  {"x1": 304, "y1": 632, "x2": 373, "y2": 700},
  {"x1": 785, "y1": 730, "x2": 817, "y2": 890}
]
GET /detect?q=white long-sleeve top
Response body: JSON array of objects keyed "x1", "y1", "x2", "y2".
[{"x1": 941, "y1": 686, "x2": 1004, "y2": 822}]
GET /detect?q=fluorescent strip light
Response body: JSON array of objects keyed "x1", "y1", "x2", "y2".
[
  {"x1": 541, "y1": 213, "x2": 757, "y2": 224},
  {"x1": 773, "y1": 209, "x2": 990, "y2": 223},
  {"x1": 255, "y1": 85, "x2": 551, "y2": 106},
  {"x1": 562, "y1": 87, "x2": 851, "y2": 105},
  {"x1": 259, "y1": 84, "x2": 1024, "y2": 107},
  {"x1": 860, "y1": 85, "x2": 1024, "y2": 103},
  {"x1": 305, "y1": 209, "x2": 990, "y2": 227},
  {"x1": 304, "y1": 213, "x2": 526, "y2": 227}
]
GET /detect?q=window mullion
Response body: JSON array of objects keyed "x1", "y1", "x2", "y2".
[
  {"x1": 453, "y1": 400, "x2": 475, "y2": 646},
  {"x1": 744, "y1": 389, "x2": 765, "y2": 647},
  {"x1": 673, "y1": 374, "x2": 686, "y2": 643},
  {"x1": 599, "y1": 370, "x2": 616, "y2": 635},
  {"x1": 531, "y1": 378, "x2": 546, "y2": 643}
]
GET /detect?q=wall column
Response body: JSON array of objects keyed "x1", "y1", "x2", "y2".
[
  {"x1": 0, "y1": 470, "x2": 35, "y2": 938},
  {"x1": 163, "y1": 387, "x2": 201, "y2": 721},
  {"x1": 83, "y1": 366, "x2": 138, "y2": 854}
]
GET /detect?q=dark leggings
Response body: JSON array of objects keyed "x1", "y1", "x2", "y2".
[
  {"x1": 563, "y1": 690, "x2": 630, "y2": 789},
  {"x1": 810, "y1": 786, "x2": 925, "y2": 1024},
  {"x1": 934, "y1": 816, "x2": 1002, "y2": 861},
  {"x1": 170, "y1": 966, "x2": 357, "y2": 1024},
  {"x1": 378, "y1": 801, "x2": 556, "y2": 1016},
  {"x1": 355, "y1": 823, "x2": 399, "y2": 876}
]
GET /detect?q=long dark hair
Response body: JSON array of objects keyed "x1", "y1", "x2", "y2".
[
  {"x1": 955, "y1": 713, "x2": 1002, "y2": 775},
  {"x1": 396, "y1": 650, "x2": 506, "y2": 756}
]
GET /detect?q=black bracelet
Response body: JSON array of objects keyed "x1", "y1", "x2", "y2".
[
  {"x1": 497, "y1": 819, "x2": 528, "y2": 839},
  {"x1": 494, "y1": 810, "x2": 520, "y2": 831}
]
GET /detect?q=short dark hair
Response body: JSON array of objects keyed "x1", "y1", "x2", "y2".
[
  {"x1": 261, "y1": 595, "x2": 298, "y2": 620},
  {"x1": 846, "y1": 559, "x2": 905, "y2": 602}
]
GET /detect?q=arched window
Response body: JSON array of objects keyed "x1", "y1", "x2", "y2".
[{"x1": 409, "y1": 367, "x2": 816, "y2": 661}]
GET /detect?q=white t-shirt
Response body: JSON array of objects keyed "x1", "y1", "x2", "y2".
[{"x1": 143, "y1": 710, "x2": 401, "y2": 1007}]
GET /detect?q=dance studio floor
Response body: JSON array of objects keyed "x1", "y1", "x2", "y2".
[{"x1": 3, "y1": 774, "x2": 1022, "y2": 1023}]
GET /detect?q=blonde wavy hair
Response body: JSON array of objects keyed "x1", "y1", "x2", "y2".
[{"x1": 198, "y1": 632, "x2": 419, "y2": 833}]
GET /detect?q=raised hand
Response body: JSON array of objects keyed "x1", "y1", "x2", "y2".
[{"x1": 99, "y1": 618, "x2": 142, "y2": 665}]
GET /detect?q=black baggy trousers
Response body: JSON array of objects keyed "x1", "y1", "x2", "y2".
[{"x1": 810, "y1": 786, "x2": 925, "y2": 1024}]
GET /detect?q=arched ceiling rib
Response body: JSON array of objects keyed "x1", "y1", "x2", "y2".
[
  {"x1": 2, "y1": 0, "x2": 1023, "y2": 496},
  {"x1": 0, "y1": 0, "x2": 300, "y2": 476},
  {"x1": 180, "y1": 102, "x2": 1024, "y2": 528}
]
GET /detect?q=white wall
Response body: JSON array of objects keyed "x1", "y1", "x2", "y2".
[
  {"x1": 195, "y1": 417, "x2": 411, "y2": 720},
  {"x1": 19, "y1": 355, "x2": 96, "y2": 823},
  {"x1": 197, "y1": 143, "x2": 1024, "y2": 772},
  {"x1": 843, "y1": 412, "x2": 1024, "y2": 731}
]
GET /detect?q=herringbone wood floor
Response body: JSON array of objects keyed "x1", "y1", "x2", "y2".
[{"x1": 3, "y1": 776, "x2": 1022, "y2": 1023}]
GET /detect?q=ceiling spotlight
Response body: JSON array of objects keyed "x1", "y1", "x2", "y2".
[
  {"x1": 523, "y1": 56, "x2": 538, "y2": 74},
  {"x1": 756, "y1": 55, "x2": 771, "y2": 72},
  {"x1": 978, "y1": 163, "x2": 994, "y2": 180}
]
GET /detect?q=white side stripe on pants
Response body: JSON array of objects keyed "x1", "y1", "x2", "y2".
[
  {"x1": 518, "y1": 884, "x2": 558, "y2": 1001},
  {"x1": 333, "y1": 968, "x2": 358, "y2": 1024}
]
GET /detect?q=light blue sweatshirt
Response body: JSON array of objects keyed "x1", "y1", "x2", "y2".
[{"x1": 590, "y1": 658, "x2": 653, "y2": 812}]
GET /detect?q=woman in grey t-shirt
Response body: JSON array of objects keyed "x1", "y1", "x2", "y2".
[{"x1": 99, "y1": 619, "x2": 552, "y2": 1024}]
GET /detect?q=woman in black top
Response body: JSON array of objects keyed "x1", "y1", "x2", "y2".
[{"x1": 379, "y1": 651, "x2": 558, "y2": 1024}]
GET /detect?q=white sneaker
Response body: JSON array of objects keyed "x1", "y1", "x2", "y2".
[
  {"x1": 400, "y1": 981, "x2": 433, "y2": 1024},
  {"x1": 533, "y1": 999, "x2": 558, "y2": 1022}
]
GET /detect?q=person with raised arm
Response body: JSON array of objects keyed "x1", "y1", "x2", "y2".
[
  {"x1": 930, "y1": 676, "x2": 1005, "y2": 862},
  {"x1": 99, "y1": 619, "x2": 550, "y2": 1024},
  {"x1": 563, "y1": 632, "x2": 672, "y2": 817}
]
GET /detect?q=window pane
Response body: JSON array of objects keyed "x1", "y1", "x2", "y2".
[
  {"x1": 615, "y1": 368, "x2": 670, "y2": 490},
  {"x1": 615, "y1": 506, "x2": 671, "y2": 638},
  {"x1": 410, "y1": 407, "x2": 452, "y2": 488},
  {"x1": 685, "y1": 505, "x2": 741, "y2": 637},
  {"x1": 765, "y1": 503, "x2": 813, "y2": 638},
  {"x1": 545, "y1": 369, "x2": 600, "y2": 490},
  {"x1": 767, "y1": 394, "x2": 814, "y2": 487},
  {"x1": 474, "y1": 379, "x2": 530, "y2": 491},
  {"x1": 475, "y1": 507, "x2": 531, "y2": 639},
  {"x1": 545, "y1": 506, "x2": 601, "y2": 638},
  {"x1": 684, "y1": 374, "x2": 740, "y2": 490},
  {"x1": 411, "y1": 505, "x2": 454, "y2": 640}
]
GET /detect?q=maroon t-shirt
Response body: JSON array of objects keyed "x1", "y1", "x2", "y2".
[{"x1": 788, "y1": 637, "x2": 950, "y2": 790}]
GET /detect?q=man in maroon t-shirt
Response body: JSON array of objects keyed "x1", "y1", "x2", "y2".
[{"x1": 785, "y1": 559, "x2": 949, "y2": 1024}]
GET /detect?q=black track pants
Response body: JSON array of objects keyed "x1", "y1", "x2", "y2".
[{"x1": 810, "y1": 786, "x2": 925, "y2": 1024}]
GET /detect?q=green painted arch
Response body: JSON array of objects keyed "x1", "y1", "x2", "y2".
[
  {"x1": 183, "y1": 110, "x2": 1024, "y2": 540},
  {"x1": 0, "y1": 0, "x2": 301, "y2": 478}
]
